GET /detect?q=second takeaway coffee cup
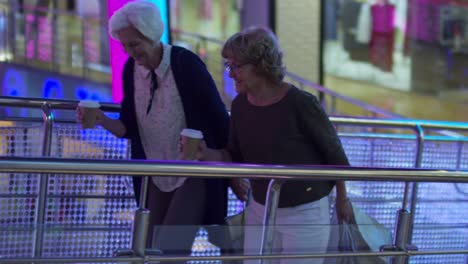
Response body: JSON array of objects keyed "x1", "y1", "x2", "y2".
[
  {"x1": 79, "y1": 100, "x2": 101, "y2": 129},
  {"x1": 180, "y1": 129, "x2": 204, "y2": 160}
]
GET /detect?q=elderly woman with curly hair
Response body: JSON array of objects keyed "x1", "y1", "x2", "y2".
[
  {"x1": 190, "y1": 27, "x2": 352, "y2": 264},
  {"x1": 76, "y1": 0, "x2": 230, "y2": 260}
]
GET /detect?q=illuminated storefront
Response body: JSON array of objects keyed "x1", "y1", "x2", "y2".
[{"x1": 322, "y1": 0, "x2": 468, "y2": 96}]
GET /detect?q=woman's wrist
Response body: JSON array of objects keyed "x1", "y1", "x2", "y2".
[
  {"x1": 98, "y1": 115, "x2": 108, "y2": 130},
  {"x1": 100, "y1": 115, "x2": 126, "y2": 138},
  {"x1": 336, "y1": 197, "x2": 349, "y2": 202},
  {"x1": 201, "y1": 148, "x2": 231, "y2": 162}
]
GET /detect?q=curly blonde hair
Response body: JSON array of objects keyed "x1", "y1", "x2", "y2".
[{"x1": 222, "y1": 27, "x2": 286, "y2": 84}]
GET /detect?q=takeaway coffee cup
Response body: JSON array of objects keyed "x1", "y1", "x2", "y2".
[
  {"x1": 79, "y1": 100, "x2": 100, "y2": 129},
  {"x1": 180, "y1": 129, "x2": 204, "y2": 160}
]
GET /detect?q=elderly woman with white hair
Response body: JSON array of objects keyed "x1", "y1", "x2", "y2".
[{"x1": 76, "y1": 0, "x2": 230, "y2": 259}]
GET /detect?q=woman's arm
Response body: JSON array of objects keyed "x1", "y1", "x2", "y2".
[
  {"x1": 188, "y1": 139, "x2": 250, "y2": 202},
  {"x1": 100, "y1": 113, "x2": 127, "y2": 138},
  {"x1": 203, "y1": 146, "x2": 249, "y2": 201},
  {"x1": 335, "y1": 181, "x2": 348, "y2": 202},
  {"x1": 296, "y1": 90, "x2": 352, "y2": 222},
  {"x1": 76, "y1": 107, "x2": 127, "y2": 138},
  {"x1": 196, "y1": 141, "x2": 232, "y2": 162}
]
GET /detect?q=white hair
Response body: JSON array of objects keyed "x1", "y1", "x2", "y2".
[{"x1": 108, "y1": 0, "x2": 164, "y2": 43}]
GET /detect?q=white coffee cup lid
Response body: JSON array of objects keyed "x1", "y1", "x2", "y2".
[
  {"x1": 79, "y1": 100, "x2": 100, "y2": 108},
  {"x1": 181, "y1": 128, "x2": 203, "y2": 139}
]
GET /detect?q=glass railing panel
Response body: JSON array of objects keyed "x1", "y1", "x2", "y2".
[
  {"x1": 0, "y1": 172, "x2": 467, "y2": 263},
  {"x1": 340, "y1": 133, "x2": 468, "y2": 170},
  {"x1": 412, "y1": 225, "x2": 468, "y2": 254},
  {"x1": 422, "y1": 140, "x2": 468, "y2": 170},
  {"x1": 219, "y1": 223, "x2": 392, "y2": 264},
  {"x1": 43, "y1": 196, "x2": 134, "y2": 227},
  {"x1": 410, "y1": 253, "x2": 468, "y2": 264},
  {"x1": 0, "y1": 169, "x2": 248, "y2": 260},
  {"x1": 0, "y1": 172, "x2": 136, "y2": 258},
  {"x1": 4, "y1": 208, "x2": 468, "y2": 263},
  {"x1": 0, "y1": 119, "x2": 131, "y2": 159},
  {"x1": 42, "y1": 227, "x2": 132, "y2": 257},
  {"x1": 412, "y1": 182, "x2": 468, "y2": 259},
  {"x1": 342, "y1": 196, "x2": 403, "y2": 238},
  {"x1": 0, "y1": 228, "x2": 34, "y2": 257},
  {"x1": 0, "y1": 121, "x2": 41, "y2": 258},
  {"x1": 0, "y1": 121, "x2": 43, "y2": 157},
  {"x1": 342, "y1": 136, "x2": 418, "y2": 168},
  {"x1": 459, "y1": 142, "x2": 467, "y2": 170},
  {"x1": 51, "y1": 123, "x2": 130, "y2": 160},
  {"x1": 0, "y1": 173, "x2": 39, "y2": 196}
]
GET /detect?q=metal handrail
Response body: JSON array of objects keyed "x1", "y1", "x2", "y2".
[
  {"x1": 2, "y1": 96, "x2": 467, "y2": 131},
  {"x1": 0, "y1": 257, "x2": 141, "y2": 263},
  {"x1": 284, "y1": 72, "x2": 402, "y2": 118},
  {"x1": 0, "y1": 96, "x2": 120, "y2": 112},
  {"x1": 0, "y1": 157, "x2": 467, "y2": 263},
  {"x1": 3, "y1": 249, "x2": 468, "y2": 263},
  {"x1": 331, "y1": 116, "x2": 468, "y2": 132},
  {"x1": 0, "y1": 157, "x2": 467, "y2": 182},
  {"x1": 338, "y1": 133, "x2": 468, "y2": 141}
]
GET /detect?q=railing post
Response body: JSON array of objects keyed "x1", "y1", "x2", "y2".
[
  {"x1": 114, "y1": 176, "x2": 161, "y2": 262},
  {"x1": 408, "y1": 125, "x2": 424, "y2": 243},
  {"x1": 131, "y1": 208, "x2": 150, "y2": 263},
  {"x1": 32, "y1": 103, "x2": 54, "y2": 257},
  {"x1": 139, "y1": 176, "x2": 150, "y2": 209},
  {"x1": 259, "y1": 179, "x2": 285, "y2": 264},
  {"x1": 455, "y1": 141, "x2": 463, "y2": 170},
  {"x1": 385, "y1": 124, "x2": 424, "y2": 263},
  {"x1": 391, "y1": 209, "x2": 411, "y2": 264}
]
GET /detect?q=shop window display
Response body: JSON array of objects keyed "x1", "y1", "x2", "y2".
[
  {"x1": 170, "y1": 0, "x2": 241, "y2": 39},
  {"x1": 324, "y1": 0, "x2": 408, "y2": 91},
  {"x1": 170, "y1": 0, "x2": 241, "y2": 107},
  {"x1": 323, "y1": 0, "x2": 468, "y2": 97}
]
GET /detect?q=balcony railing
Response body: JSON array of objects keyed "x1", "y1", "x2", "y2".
[{"x1": 0, "y1": 96, "x2": 468, "y2": 263}]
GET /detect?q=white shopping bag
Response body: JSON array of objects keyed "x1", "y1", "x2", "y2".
[{"x1": 326, "y1": 201, "x2": 392, "y2": 264}]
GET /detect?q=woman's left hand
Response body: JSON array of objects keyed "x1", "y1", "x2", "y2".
[
  {"x1": 230, "y1": 178, "x2": 250, "y2": 202},
  {"x1": 335, "y1": 198, "x2": 353, "y2": 224}
]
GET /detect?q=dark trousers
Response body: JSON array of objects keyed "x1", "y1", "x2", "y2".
[{"x1": 146, "y1": 178, "x2": 207, "y2": 263}]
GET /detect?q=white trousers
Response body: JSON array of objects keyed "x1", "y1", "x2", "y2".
[{"x1": 243, "y1": 196, "x2": 331, "y2": 264}]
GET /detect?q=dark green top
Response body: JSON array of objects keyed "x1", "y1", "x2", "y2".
[{"x1": 228, "y1": 86, "x2": 349, "y2": 208}]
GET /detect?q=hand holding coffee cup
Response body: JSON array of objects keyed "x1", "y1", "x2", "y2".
[
  {"x1": 180, "y1": 129, "x2": 204, "y2": 160},
  {"x1": 77, "y1": 100, "x2": 101, "y2": 129}
]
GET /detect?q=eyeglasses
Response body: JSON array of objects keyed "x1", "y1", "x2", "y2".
[{"x1": 224, "y1": 62, "x2": 246, "y2": 73}]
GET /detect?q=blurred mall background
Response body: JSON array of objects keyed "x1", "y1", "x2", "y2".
[
  {"x1": 0, "y1": 1, "x2": 467, "y2": 263},
  {"x1": 0, "y1": 0, "x2": 467, "y2": 121}
]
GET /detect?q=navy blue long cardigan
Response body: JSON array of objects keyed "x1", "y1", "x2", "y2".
[{"x1": 118, "y1": 46, "x2": 230, "y2": 228}]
